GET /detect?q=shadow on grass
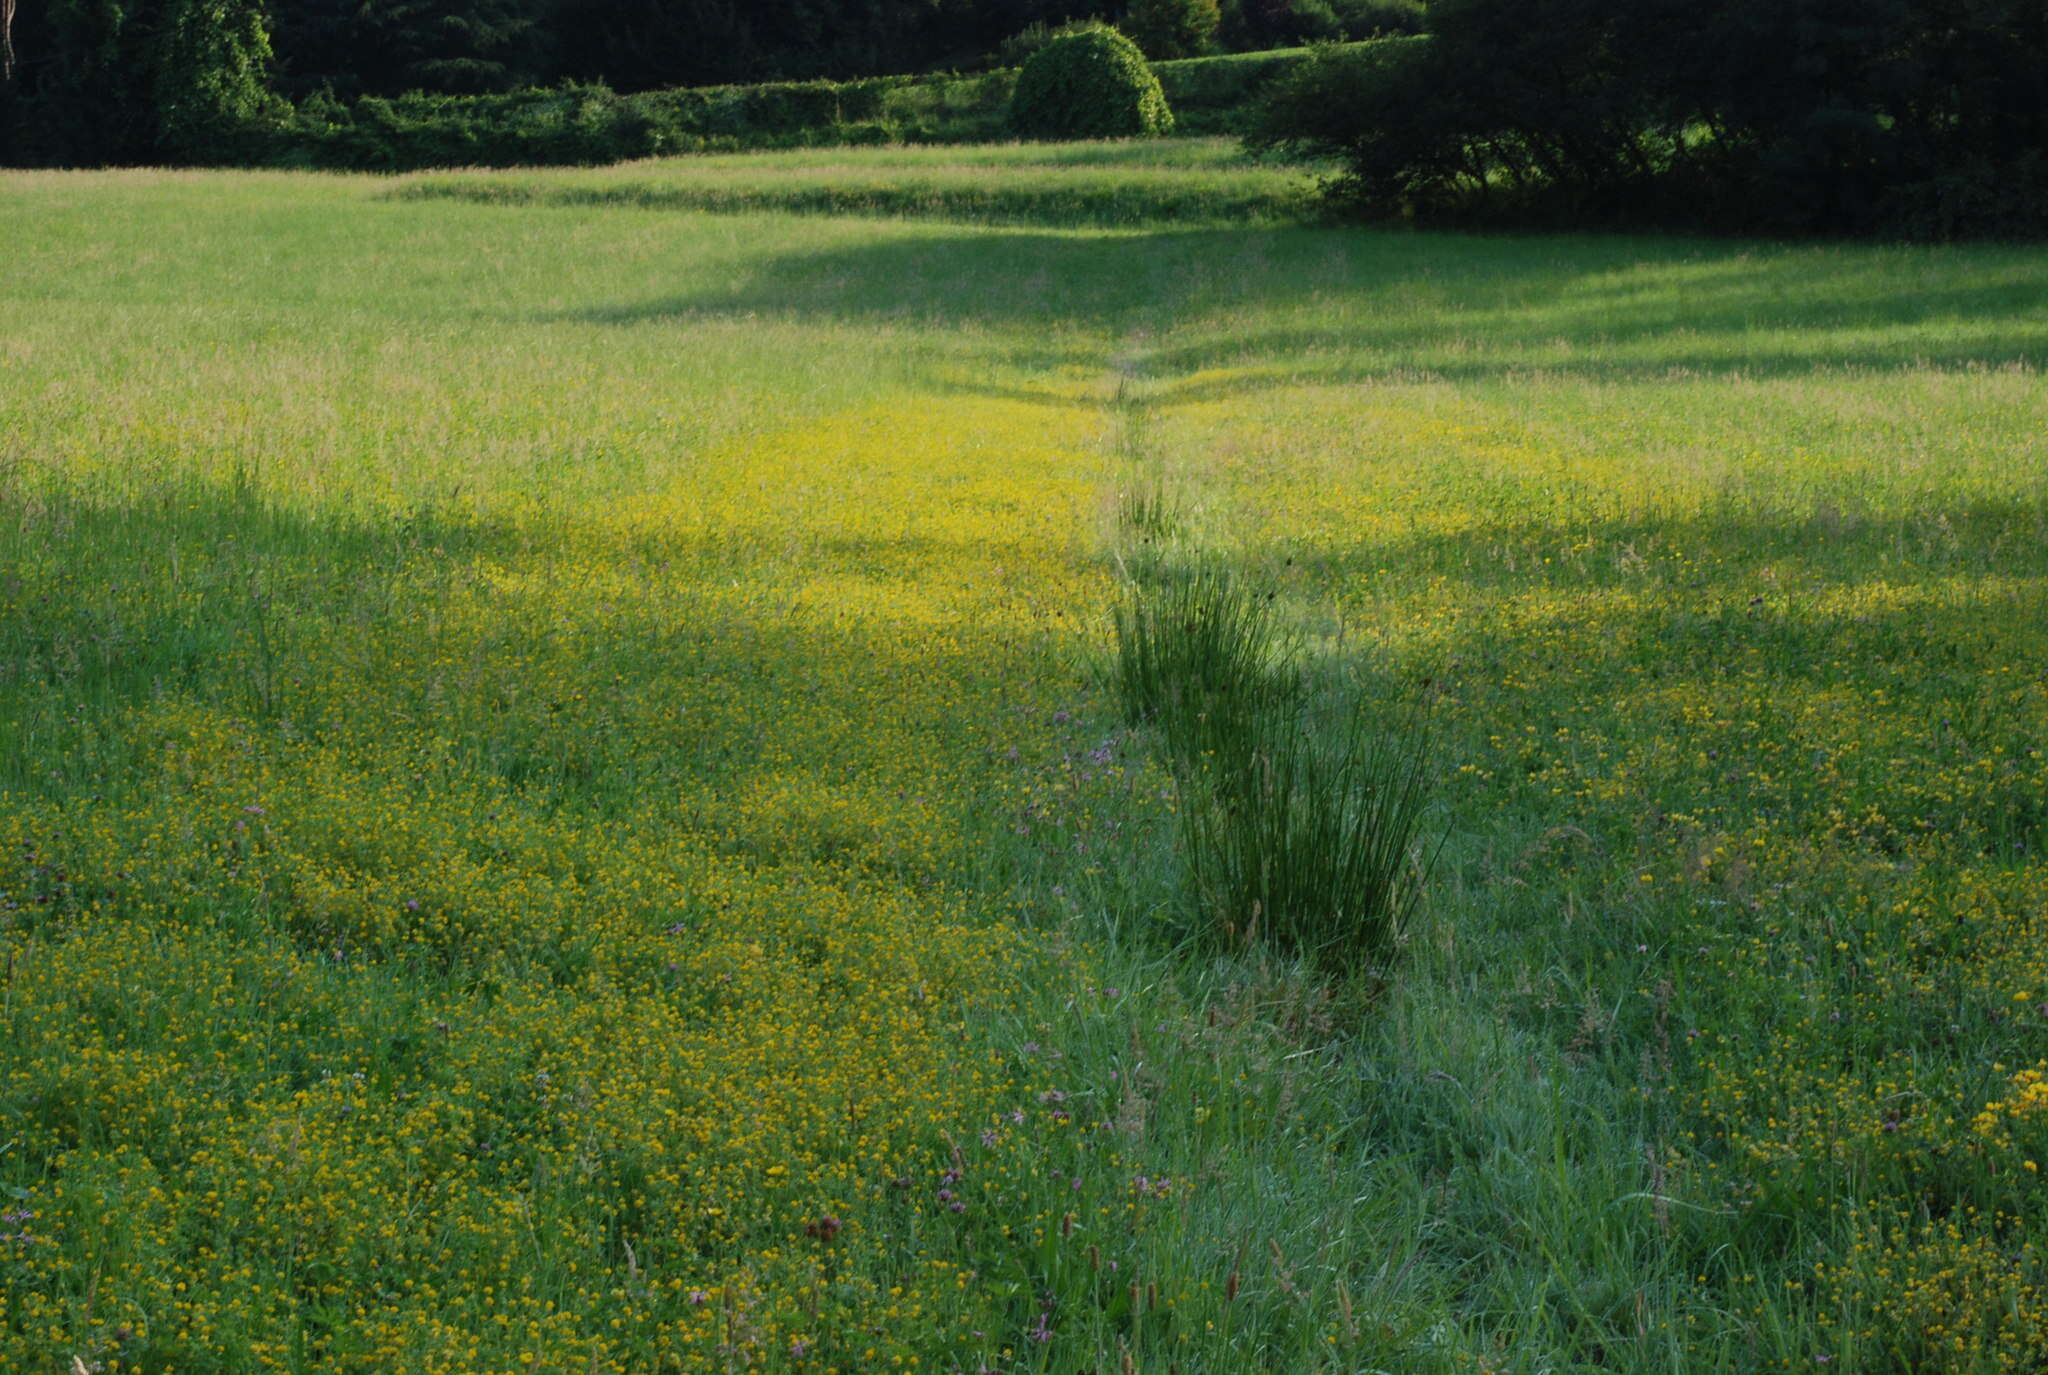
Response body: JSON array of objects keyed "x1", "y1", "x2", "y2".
[
  {"x1": 0, "y1": 479, "x2": 1072, "y2": 809},
  {"x1": 1296, "y1": 502, "x2": 2048, "y2": 865},
  {"x1": 554, "y1": 224, "x2": 2048, "y2": 383},
  {"x1": 1277, "y1": 495, "x2": 2048, "y2": 594},
  {"x1": 1279, "y1": 495, "x2": 2048, "y2": 711}
]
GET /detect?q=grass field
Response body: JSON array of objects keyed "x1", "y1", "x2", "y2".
[{"x1": 3, "y1": 142, "x2": 2046, "y2": 1374}]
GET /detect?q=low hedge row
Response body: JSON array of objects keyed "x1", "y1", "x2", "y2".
[{"x1": 262, "y1": 42, "x2": 1366, "y2": 171}]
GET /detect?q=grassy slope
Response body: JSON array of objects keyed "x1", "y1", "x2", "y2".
[
  {"x1": 392, "y1": 139, "x2": 1317, "y2": 227},
  {"x1": 3, "y1": 145, "x2": 2047, "y2": 1373}
]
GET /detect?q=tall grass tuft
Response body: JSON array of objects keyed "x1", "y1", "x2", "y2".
[
  {"x1": 1177, "y1": 701, "x2": 1431, "y2": 975},
  {"x1": 1109, "y1": 551, "x2": 1434, "y2": 978},
  {"x1": 1110, "y1": 559, "x2": 1300, "y2": 761}
]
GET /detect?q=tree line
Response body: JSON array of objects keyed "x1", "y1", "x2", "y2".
[
  {"x1": 0, "y1": 0, "x2": 1413, "y2": 163},
  {"x1": 2, "y1": 0, "x2": 2037, "y2": 238}
]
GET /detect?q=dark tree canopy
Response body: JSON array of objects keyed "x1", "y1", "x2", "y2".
[
  {"x1": 1124, "y1": 0, "x2": 1220, "y2": 59},
  {"x1": 1253, "y1": 0, "x2": 2048, "y2": 237},
  {"x1": 268, "y1": 0, "x2": 553, "y2": 98},
  {"x1": 1, "y1": 0, "x2": 275, "y2": 161}
]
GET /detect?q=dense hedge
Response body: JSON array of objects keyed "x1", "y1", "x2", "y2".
[
  {"x1": 193, "y1": 42, "x2": 1337, "y2": 172},
  {"x1": 1, "y1": 32, "x2": 1335, "y2": 171},
  {"x1": 258, "y1": 74, "x2": 1003, "y2": 171}
]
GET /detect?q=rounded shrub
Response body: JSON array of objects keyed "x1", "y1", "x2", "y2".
[{"x1": 1007, "y1": 27, "x2": 1174, "y2": 140}]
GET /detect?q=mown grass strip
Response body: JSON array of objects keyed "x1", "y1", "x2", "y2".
[{"x1": 391, "y1": 165, "x2": 1317, "y2": 228}]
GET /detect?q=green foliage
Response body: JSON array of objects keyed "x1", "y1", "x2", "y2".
[
  {"x1": 151, "y1": 0, "x2": 280, "y2": 159},
  {"x1": 991, "y1": 16, "x2": 1112, "y2": 67},
  {"x1": 517, "y1": 0, "x2": 1103, "y2": 94},
  {"x1": 1113, "y1": 476, "x2": 1185, "y2": 545},
  {"x1": 266, "y1": 0, "x2": 553, "y2": 99},
  {"x1": 1252, "y1": 0, "x2": 2048, "y2": 238},
  {"x1": 332, "y1": 84, "x2": 651, "y2": 168},
  {"x1": 1329, "y1": 0, "x2": 1424, "y2": 36},
  {"x1": 1280, "y1": 0, "x2": 1342, "y2": 40},
  {"x1": 1123, "y1": 0, "x2": 1221, "y2": 60},
  {"x1": 3, "y1": 0, "x2": 278, "y2": 163},
  {"x1": 9, "y1": 0, "x2": 151, "y2": 162},
  {"x1": 1246, "y1": 36, "x2": 1447, "y2": 211},
  {"x1": 4, "y1": 9, "x2": 1338, "y2": 168},
  {"x1": 277, "y1": 80, "x2": 838, "y2": 170},
  {"x1": 1221, "y1": 0, "x2": 1343, "y2": 48},
  {"x1": 1152, "y1": 41, "x2": 1323, "y2": 132},
  {"x1": 1008, "y1": 25, "x2": 1173, "y2": 140},
  {"x1": 264, "y1": 69, "x2": 1023, "y2": 169}
]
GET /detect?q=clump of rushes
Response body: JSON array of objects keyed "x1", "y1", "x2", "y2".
[
  {"x1": 1178, "y1": 700, "x2": 1432, "y2": 976},
  {"x1": 1110, "y1": 552, "x2": 1434, "y2": 980},
  {"x1": 1110, "y1": 559, "x2": 1301, "y2": 762}
]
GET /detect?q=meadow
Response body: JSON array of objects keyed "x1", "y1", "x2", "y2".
[{"x1": 2, "y1": 140, "x2": 2045, "y2": 1373}]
